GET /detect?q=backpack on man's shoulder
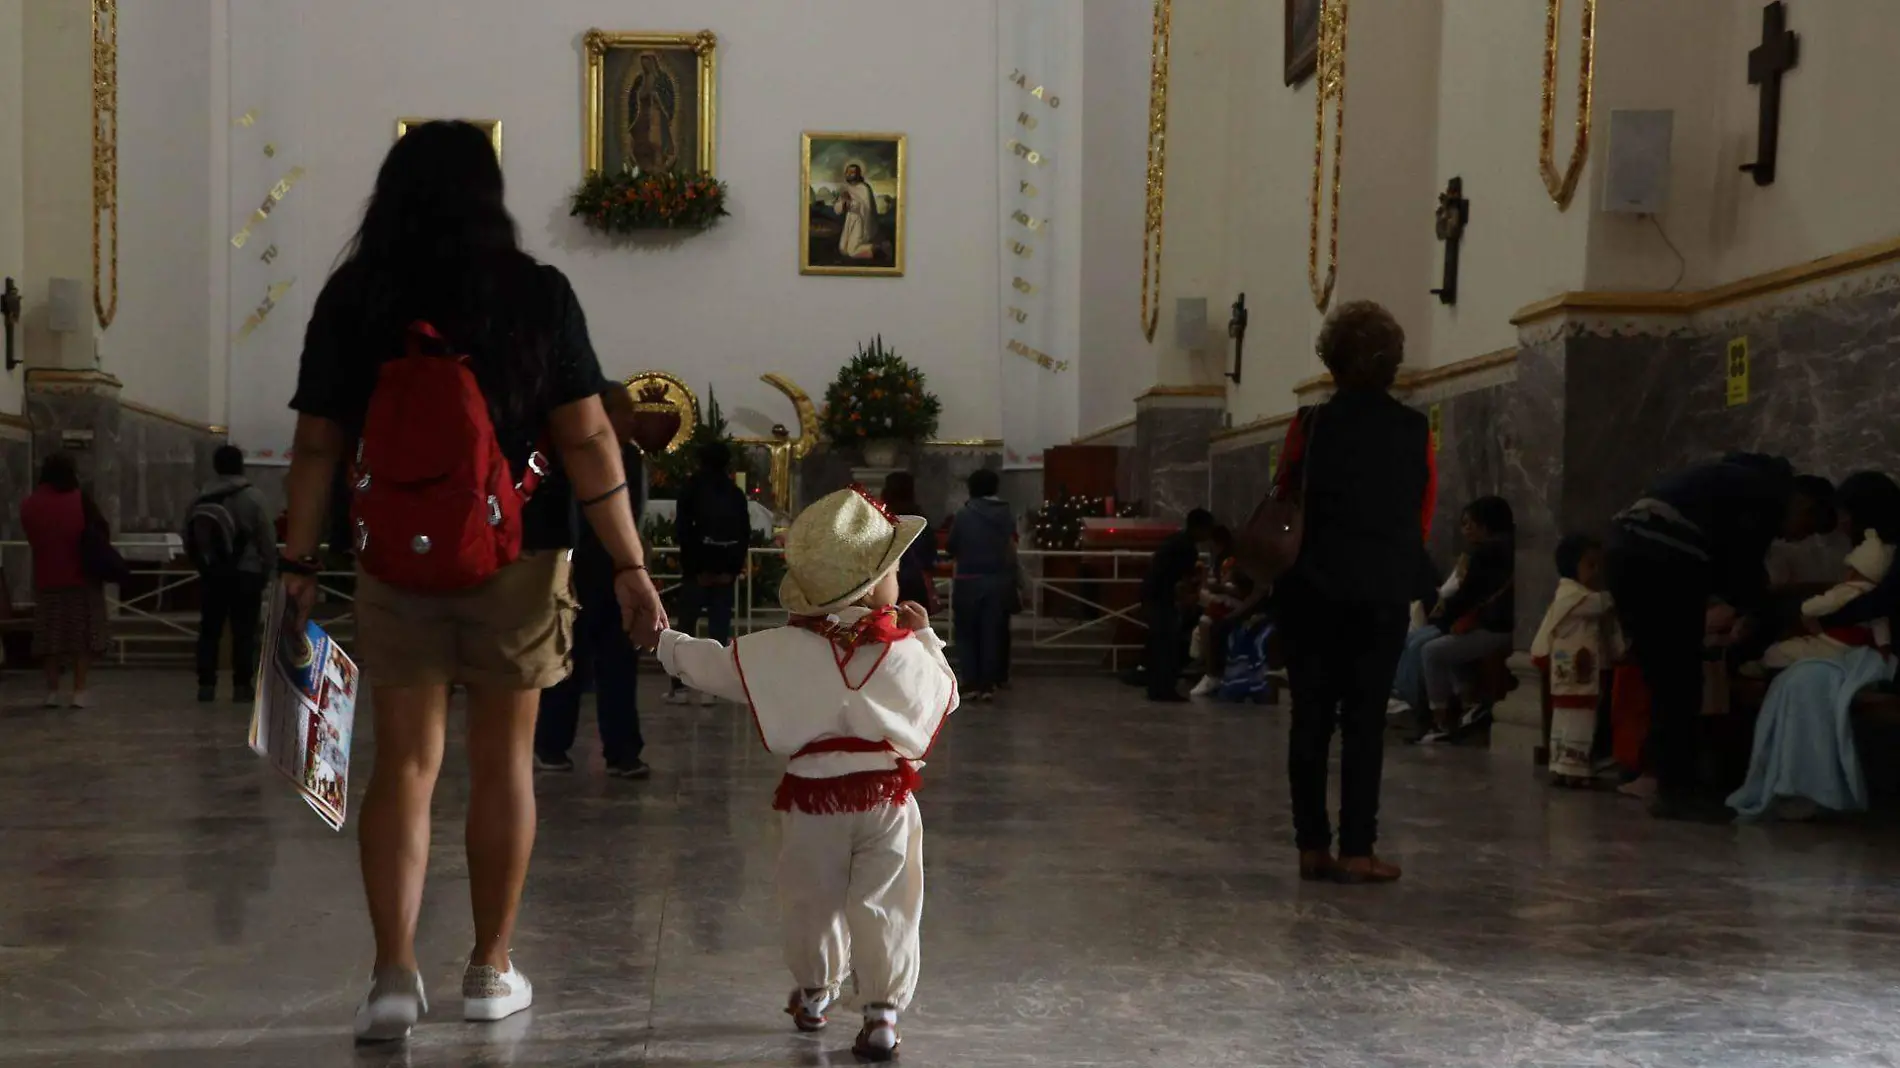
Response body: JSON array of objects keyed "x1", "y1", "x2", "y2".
[
  {"x1": 184, "y1": 486, "x2": 249, "y2": 575},
  {"x1": 349, "y1": 322, "x2": 547, "y2": 593}
]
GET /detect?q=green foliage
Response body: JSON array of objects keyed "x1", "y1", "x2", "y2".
[
  {"x1": 646, "y1": 388, "x2": 759, "y2": 501},
  {"x1": 570, "y1": 167, "x2": 729, "y2": 233},
  {"x1": 820, "y1": 336, "x2": 942, "y2": 447}
]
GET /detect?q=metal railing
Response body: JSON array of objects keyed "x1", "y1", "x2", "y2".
[{"x1": 0, "y1": 542, "x2": 1155, "y2": 668}]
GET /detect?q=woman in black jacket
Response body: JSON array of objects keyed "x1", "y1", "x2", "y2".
[
  {"x1": 1272, "y1": 301, "x2": 1434, "y2": 885},
  {"x1": 1415, "y1": 496, "x2": 1515, "y2": 744}
]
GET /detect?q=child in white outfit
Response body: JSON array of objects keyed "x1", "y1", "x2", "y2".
[
  {"x1": 1760, "y1": 531, "x2": 1894, "y2": 669},
  {"x1": 657, "y1": 487, "x2": 958, "y2": 1062}
]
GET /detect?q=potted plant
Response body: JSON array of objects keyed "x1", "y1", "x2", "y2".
[
  {"x1": 820, "y1": 336, "x2": 941, "y2": 466},
  {"x1": 570, "y1": 166, "x2": 730, "y2": 235}
]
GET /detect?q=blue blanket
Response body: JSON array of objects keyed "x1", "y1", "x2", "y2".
[{"x1": 1727, "y1": 647, "x2": 1895, "y2": 820}]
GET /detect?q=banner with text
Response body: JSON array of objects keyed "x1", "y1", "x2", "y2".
[{"x1": 996, "y1": 0, "x2": 1082, "y2": 469}]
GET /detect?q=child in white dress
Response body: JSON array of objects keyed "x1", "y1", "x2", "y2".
[
  {"x1": 656, "y1": 487, "x2": 958, "y2": 1062},
  {"x1": 1759, "y1": 531, "x2": 1893, "y2": 669},
  {"x1": 1531, "y1": 535, "x2": 1625, "y2": 786}
]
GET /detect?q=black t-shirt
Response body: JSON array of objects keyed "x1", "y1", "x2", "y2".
[{"x1": 289, "y1": 261, "x2": 609, "y2": 550}]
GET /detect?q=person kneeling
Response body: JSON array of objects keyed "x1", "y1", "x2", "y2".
[{"x1": 656, "y1": 488, "x2": 959, "y2": 1062}]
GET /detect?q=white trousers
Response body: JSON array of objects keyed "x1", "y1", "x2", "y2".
[{"x1": 777, "y1": 797, "x2": 923, "y2": 1010}]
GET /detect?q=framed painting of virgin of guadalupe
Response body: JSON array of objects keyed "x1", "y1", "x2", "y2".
[{"x1": 582, "y1": 30, "x2": 718, "y2": 177}]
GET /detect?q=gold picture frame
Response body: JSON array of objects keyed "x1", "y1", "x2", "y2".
[
  {"x1": 395, "y1": 118, "x2": 503, "y2": 160},
  {"x1": 800, "y1": 131, "x2": 907, "y2": 277},
  {"x1": 583, "y1": 30, "x2": 718, "y2": 177}
]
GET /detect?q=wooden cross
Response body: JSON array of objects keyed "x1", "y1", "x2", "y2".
[
  {"x1": 1431, "y1": 177, "x2": 1468, "y2": 306},
  {"x1": 1, "y1": 277, "x2": 20, "y2": 371},
  {"x1": 1739, "y1": 1, "x2": 1798, "y2": 187}
]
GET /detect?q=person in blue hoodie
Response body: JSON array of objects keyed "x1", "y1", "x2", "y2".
[{"x1": 947, "y1": 468, "x2": 1015, "y2": 701}]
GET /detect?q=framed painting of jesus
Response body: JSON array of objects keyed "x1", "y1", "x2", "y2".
[
  {"x1": 1285, "y1": 0, "x2": 1319, "y2": 86},
  {"x1": 801, "y1": 132, "x2": 907, "y2": 277},
  {"x1": 583, "y1": 30, "x2": 718, "y2": 178}
]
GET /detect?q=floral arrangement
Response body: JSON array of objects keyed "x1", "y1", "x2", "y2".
[
  {"x1": 570, "y1": 167, "x2": 729, "y2": 234},
  {"x1": 820, "y1": 336, "x2": 942, "y2": 447}
]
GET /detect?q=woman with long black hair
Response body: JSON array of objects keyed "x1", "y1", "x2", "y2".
[{"x1": 280, "y1": 121, "x2": 665, "y2": 1042}]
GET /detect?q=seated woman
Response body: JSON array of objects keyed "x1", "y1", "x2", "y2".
[
  {"x1": 1416, "y1": 496, "x2": 1516, "y2": 744},
  {"x1": 1389, "y1": 553, "x2": 1465, "y2": 720}
]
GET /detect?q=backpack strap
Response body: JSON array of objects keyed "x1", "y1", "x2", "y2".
[{"x1": 409, "y1": 321, "x2": 556, "y2": 500}]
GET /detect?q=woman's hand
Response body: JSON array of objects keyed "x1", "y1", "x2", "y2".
[
  {"x1": 896, "y1": 601, "x2": 931, "y2": 633},
  {"x1": 616, "y1": 567, "x2": 668, "y2": 650},
  {"x1": 282, "y1": 572, "x2": 318, "y2": 629}
]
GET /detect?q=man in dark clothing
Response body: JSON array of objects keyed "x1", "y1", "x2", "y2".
[
  {"x1": 1142, "y1": 508, "x2": 1217, "y2": 702},
  {"x1": 947, "y1": 468, "x2": 1016, "y2": 700},
  {"x1": 189, "y1": 445, "x2": 278, "y2": 704},
  {"x1": 667, "y1": 440, "x2": 751, "y2": 705},
  {"x1": 536, "y1": 386, "x2": 651, "y2": 777},
  {"x1": 1607, "y1": 455, "x2": 1831, "y2": 822}
]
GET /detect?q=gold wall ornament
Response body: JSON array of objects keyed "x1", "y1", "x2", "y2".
[
  {"x1": 733, "y1": 373, "x2": 822, "y2": 515},
  {"x1": 1539, "y1": 0, "x2": 1597, "y2": 209},
  {"x1": 1308, "y1": 0, "x2": 1350, "y2": 311},
  {"x1": 621, "y1": 371, "x2": 699, "y2": 455},
  {"x1": 583, "y1": 30, "x2": 718, "y2": 177},
  {"x1": 91, "y1": 0, "x2": 119, "y2": 329},
  {"x1": 1139, "y1": 0, "x2": 1172, "y2": 342}
]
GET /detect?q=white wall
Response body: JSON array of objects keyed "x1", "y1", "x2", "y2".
[
  {"x1": 1425, "y1": 0, "x2": 1592, "y2": 367},
  {"x1": 1705, "y1": 0, "x2": 1900, "y2": 282},
  {"x1": 0, "y1": 0, "x2": 24, "y2": 414},
  {"x1": 114, "y1": 0, "x2": 215, "y2": 422},
  {"x1": 221, "y1": 0, "x2": 1003, "y2": 455},
  {"x1": 21, "y1": 0, "x2": 95, "y2": 373},
  {"x1": 1077, "y1": 0, "x2": 1154, "y2": 435}
]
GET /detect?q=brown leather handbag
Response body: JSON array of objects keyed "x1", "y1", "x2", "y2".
[{"x1": 1235, "y1": 405, "x2": 1319, "y2": 585}]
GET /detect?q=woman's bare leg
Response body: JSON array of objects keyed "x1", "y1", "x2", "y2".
[
  {"x1": 72, "y1": 655, "x2": 90, "y2": 693},
  {"x1": 463, "y1": 686, "x2": 539, "y2": 970},
  {"x1": 42, "y1": 656, "x2": 61, "y2": 694},
  {"x1": 358, "y1": 684, "x2": 449, "y2": 973}
]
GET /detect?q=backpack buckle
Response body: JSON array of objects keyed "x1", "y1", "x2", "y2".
[
  {"x1": 354, "y1": 519, "x2": 369, "y2": 553},
  {"x1": 487, "y1": 495, "x2": 502, "y2": 527},
  {"x1": 518, "y1": 451, "x2": 549, "y2": 493}
]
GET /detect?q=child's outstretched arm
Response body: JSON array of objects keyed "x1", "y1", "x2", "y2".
[{"x1": 656, "y1": 629, "x2": 752, "y2": 704}]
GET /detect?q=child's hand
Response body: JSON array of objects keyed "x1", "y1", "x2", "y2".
[{"x1": 896, "y1": 601, "x2": 931, "y2": 632}]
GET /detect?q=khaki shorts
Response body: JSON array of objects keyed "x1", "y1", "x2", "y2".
[{"x1": 355, "y1": 550, "x2": 577, "y2": 690}]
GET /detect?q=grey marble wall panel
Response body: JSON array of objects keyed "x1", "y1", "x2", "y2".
[
  {"x1": 1416, "y1": 384, "x2": 1509, "y2": 574},
  {"x1": 1209, "y1": 441, "x2": 1275, "y2": 530},
  {"x1": 1498, "y1": 338, "x2": 1568, "y2": 646},
  {"x1": 792, "y1": 447, "x2": 1003, "y2": 525},
  {"x1": 117, "y1": 411, "x2": 220, "y2": 534},
  {"x1": 1133, "y1": 406, "x2": 1220, "y2": 520}
]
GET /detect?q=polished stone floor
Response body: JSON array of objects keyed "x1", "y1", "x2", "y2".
[{"x1": 4, "y1": 672, "x2": 1900, "y2": 1067}]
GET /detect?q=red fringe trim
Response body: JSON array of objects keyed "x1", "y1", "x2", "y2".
[{"x1": 773, "y1": 767, "x2": 921, "y2": 815}]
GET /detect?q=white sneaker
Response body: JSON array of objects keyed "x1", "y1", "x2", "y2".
[
  {"x1": 42, "y1": 692, "x2": 61, "y2": 708},
  {"x1": 664, "y1": 688, "x2": 690, "y2": 705},
  {"x1": 853, "y1": 1004, "x2": 901, "y2": 1061},
  {"x1": 463, "y1": 960, "x2": 532, "y2": 1022},
  {"x1": 353, "y1": 969, "x2": 427, "y2": 1044},
  {"x1": 696, "y1": 690, "x2": 718, "y2": 707},
  {"x1": 69, "y1": 691, "x2": 91, "y2": 710},
  {"x1": 1189, "y1": 675, "x2": 1221, "y2": 697},
  {"x1": 1386, "y1": 697, "x2": 1412, "y2": 718}
]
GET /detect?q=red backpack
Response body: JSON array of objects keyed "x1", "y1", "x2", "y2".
[{"x1": 349, "y1": 322, "x2": 546, "y2": 592}]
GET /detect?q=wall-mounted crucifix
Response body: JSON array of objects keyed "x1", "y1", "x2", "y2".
[
  {"x1": 1431, "y1": 176, "x2": 1468, "y2": 306},
  {"x1": 1225, "y1": 293, "x2": 1248, "y2": 385},
  {"x1": 1, "y1": 278, "x2": 21, "y2": 371},
  {"x1": 1739, "y1": 1, "x2": 1798, "y2": 187}
]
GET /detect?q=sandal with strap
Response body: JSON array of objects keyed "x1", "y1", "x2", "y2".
[
  {"x1": 853, "y1": 1003, "x2": 901, "y2": 1061},
  {"x1": 785, "y1": 987, "x2": 833, "y2": 1033}
]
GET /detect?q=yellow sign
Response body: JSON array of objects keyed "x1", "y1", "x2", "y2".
[
  {"x1": 1428, "y1": 403, "x2": 1443, "y2": 454},
  {"x1": 1726, "y1": 337, "x2": 1750, "y2": 407}
]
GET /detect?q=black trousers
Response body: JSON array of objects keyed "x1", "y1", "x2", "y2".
[
  {"x1": 197, "y1": 572, "x2": 265, "y2": 689},
  {"x1": 537, "y1": 576, "x2": 644, "y2": 766},
  {"x1": 1143, "y1": 595, "x2": 1185, "y2": 698},
  {"x1": 1283, "y1": 598, "x2": 1409, "y2": 856},
  {"x1": 1607, "y1": 544, "x2": 1710, "y2": 799},
  {"x1": 953, "y1": 574, "x2": 1012, "y2": 692}
]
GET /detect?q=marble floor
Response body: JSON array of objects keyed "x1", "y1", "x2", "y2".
[{"x1": 4, "y1": 673, "x2": 1900, "y2": 1067}]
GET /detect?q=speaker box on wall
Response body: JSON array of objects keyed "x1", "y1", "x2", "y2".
[
  {"x1": 1175, "y1": 297, "x2": 1208, "y2": 351},
  {"x1": 1602, "y1": 109, "x2": 1674, "y2": 215}
]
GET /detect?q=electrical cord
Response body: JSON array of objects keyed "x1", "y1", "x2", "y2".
[{"x1": 1647, "y1": 214, "x2": 1687, "y2": 291}]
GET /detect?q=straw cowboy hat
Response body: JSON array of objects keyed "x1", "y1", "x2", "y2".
[{"x1": 780, "y1": 487, "x2": 927, "y2": 617}]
